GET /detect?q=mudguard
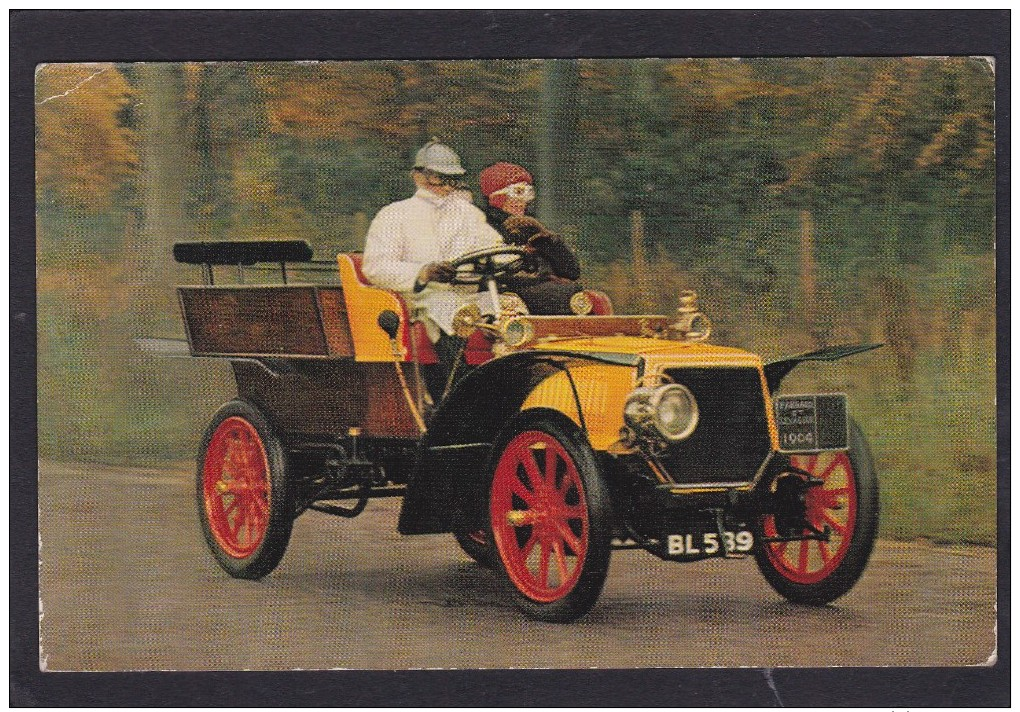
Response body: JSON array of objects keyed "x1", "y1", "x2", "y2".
[
  {"x1": 397, "y1": 349, "x2": 640, "y2": 535},
  {"x1": 763, "y1": 343, "x2": 883, "y2": 393}
]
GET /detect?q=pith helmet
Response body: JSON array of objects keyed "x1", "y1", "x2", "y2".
[{"x1": 413, "y1": 138, "x2": 466, "y2": 176}]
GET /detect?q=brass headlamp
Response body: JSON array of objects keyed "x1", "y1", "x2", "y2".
[
  {"x1": 569, "y1": 291, "x2": 593, "y2": 315},
  {"x1": 670, "y1": 290, "x2": 712, "y2": 342},
  {"x1": 622, "y1": 383, "x2": 700, "y2": 445},
  {"x1": 451, "y1": 297, "x2": 529, "y2": 340}
]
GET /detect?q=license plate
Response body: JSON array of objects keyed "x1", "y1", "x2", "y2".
[
  {"x1": 774, "y1": 393, "x2": 849, "y2": 452},
  {"x1": 666, "y1": 530, "x2": 754, "y2": 556}
]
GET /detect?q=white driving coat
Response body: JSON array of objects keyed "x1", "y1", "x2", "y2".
[{"x1": 362, "y1": 189, "x2": 505, "y2": 339}]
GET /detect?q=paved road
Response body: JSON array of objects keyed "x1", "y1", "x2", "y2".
[{"x1": 38, "y1": 460, "x2": 996, "y2": 671}]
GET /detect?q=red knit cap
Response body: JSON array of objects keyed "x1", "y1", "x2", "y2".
[{"x1": 479, "y1": 162, "x2": 533, "y2": 208}]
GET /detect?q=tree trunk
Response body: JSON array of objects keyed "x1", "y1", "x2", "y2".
[
  {"x1": 134, "y1": 63, "x2": 191, "y2": 293},
  {"x1": 630, "y1": 210, "x2": 655, "y2": 313},
  {"x1": 799, "y1": 209, "x2": 821, "y2": 347},
  {"x1": 536, "y1": 60, "x2": 579, "y2": 229}
]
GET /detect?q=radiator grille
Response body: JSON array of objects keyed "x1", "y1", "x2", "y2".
[{"x1": 659, "y1": 367, "x2": 772, "y2": 485}]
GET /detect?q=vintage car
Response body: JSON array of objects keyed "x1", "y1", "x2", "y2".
[{"x1": 170, "y1": 239, "x2": 881, "y2": 622}]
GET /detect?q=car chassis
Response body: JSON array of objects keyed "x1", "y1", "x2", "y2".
[{"x1": 169, "y1": 239, "x2": 881, "y2": 622}]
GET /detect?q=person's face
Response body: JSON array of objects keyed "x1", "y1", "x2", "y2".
[
  {"x1": 503, "y1": 197, "x2": 529, "y2": 216},
  {"x1": 413, "y1": 169, "x2": 459, "y2": 197},
  {"x1": 492, "y1": 181, "x2": 535, "y2": 216}
]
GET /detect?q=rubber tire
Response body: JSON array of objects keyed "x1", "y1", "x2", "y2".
[
  {"x1": 453, "y1": 529, "x2": 496, "y2": 569},
  {"x1": 489, "y1": 409, "x2": 613, "y2": 623},
  {"x1": 754, "y1": 419, "x2": 879, "y2": 605},
  {"x1": 196, "y1": 399, "x2": 293, "y2": 580}
]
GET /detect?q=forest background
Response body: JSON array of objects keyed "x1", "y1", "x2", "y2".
[{"x1": 35, "y1": 58, "x2": 996, "y2": 544}]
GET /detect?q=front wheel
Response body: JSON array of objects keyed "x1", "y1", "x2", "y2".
[
  {"x1": 489, "y1": 409, "x2": 613, "y2": 623},
  {"x1": 197, "y1": 399, "x2": 293, "y2": 580},
  {"x1": 754, "y1": 419, "x2": 879, "y2": 605}
]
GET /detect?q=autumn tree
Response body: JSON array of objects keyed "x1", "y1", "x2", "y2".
[{"x1": 36, "y1": 63, "x2": 137, "y2": 210}]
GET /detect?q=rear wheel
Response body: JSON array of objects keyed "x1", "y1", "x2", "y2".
[
  {"x1": 754, "y1": 420, "x2": 878, "y2": 604},
  {"x1": 197, "y1": 400, "x2": 293, "y2": 580},
  {"x1": 489, "y1": 410, "x2": 612, "y2": 622}
]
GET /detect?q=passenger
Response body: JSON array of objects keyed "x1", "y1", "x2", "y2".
[
  {"x1": 479, "y1": 162, "x2": 583, "y2": 315},
  {"x1": 362, "y1": 139, "x2": 505, "y2": 400}
]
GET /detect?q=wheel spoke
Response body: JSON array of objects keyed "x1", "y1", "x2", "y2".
[
  {"x1": 797, "y1": 539, "x2": 810, "y2": 573},
  {"x1": 521, "y1": 531, "x2": 539, "y2": 560},
  {"x1": 553, "y1": 519, "x2": 582, "y2": 554},
  {"x1": 817, "y1": 539, "x2": 831, "y2": 563},
  {"x1": 243, "y1": 507, "x2": 253, "y2": 545},
  {"x1": 817, "y1": 454, "x2": 842, "y2": 481},
  {"x1": 249, "y1": 500, "x2": 264, "y2": 531},
  {"x1": 510, "y1": 477, "x2": 536, "y2": 506},
  {"x1": 546, "y1": 446, "x2": 563, "y2": 491},
  {"x1": 822, "y1": 511, "x2": 847, "y2": 535},
  {"x1": 230, "y1": 506, "x2": 246, "y2": 537},
  {"x1": 811, "y1": 490, "x2": 840, "y2": 512},
  {"x1": 562, "y1": 504, "x2": 586, "y2": 519},
  {"x1": 518, "y1": 450, "x2": 543, "y2": 492},
  {"x1": 552, "y1": 540, "x2": 570, "y2": 584}
]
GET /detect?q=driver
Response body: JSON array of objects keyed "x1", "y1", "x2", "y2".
[{"x1": 361, "y1": 139, "x2": 506, "y2": 399}]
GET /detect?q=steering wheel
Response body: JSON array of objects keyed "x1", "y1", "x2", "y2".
[{"x1": 446, "y1": 245, "x2": 529, "y2": 286}]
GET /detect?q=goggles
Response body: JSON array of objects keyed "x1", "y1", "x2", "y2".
[
  {"x1": 490, "y1": 181, "x2": 536, "y2": 203},
  {"x1": 418, "y1": 169, "x2": 465, "y2": 189}
]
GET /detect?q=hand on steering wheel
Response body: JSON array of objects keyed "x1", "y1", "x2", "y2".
[{"x1": 446, "y1": 245, "x2": 529, "y2": 286}]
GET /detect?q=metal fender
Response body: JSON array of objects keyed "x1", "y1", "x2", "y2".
[
  {"x1": 397, "y1": 349, "x2": 640, "y2": 535},
  {"x1": 763, "y1": 343, "x2": 883, "y2": 393}
]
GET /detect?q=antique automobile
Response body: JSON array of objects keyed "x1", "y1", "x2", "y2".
[{"x1": 169, "y1": 239, "x2": 881, "y2": 623}]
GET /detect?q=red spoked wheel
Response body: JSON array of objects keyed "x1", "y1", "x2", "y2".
[
  {"x1": 755, "y1": 419, "x2": 879, "y2": 605},
  {"x1": 490, "y1": 410, "x2": 612, "y2": 622},
  {"x1": 197, "y1": 400, "x2": 293, "y2": 580},
  {"x1": 203, "y1": 416, "x2": 271, "y2": 558}
]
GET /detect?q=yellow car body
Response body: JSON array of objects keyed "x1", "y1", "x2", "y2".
[{"x1": 521, "y1": 336, "x2": 780, "y2": 452}]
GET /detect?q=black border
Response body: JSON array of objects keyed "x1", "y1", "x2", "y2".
[{"x1": 11, "y1": 10, "x2": 1010, "y2": 707}]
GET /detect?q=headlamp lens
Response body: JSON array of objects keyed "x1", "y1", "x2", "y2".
[
  {"x1": 623, "y1": 383, "x2": 699, "y2": 443},
  {"x1": 654, "y1": 385, "x2": 698, "y2": 441}
]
